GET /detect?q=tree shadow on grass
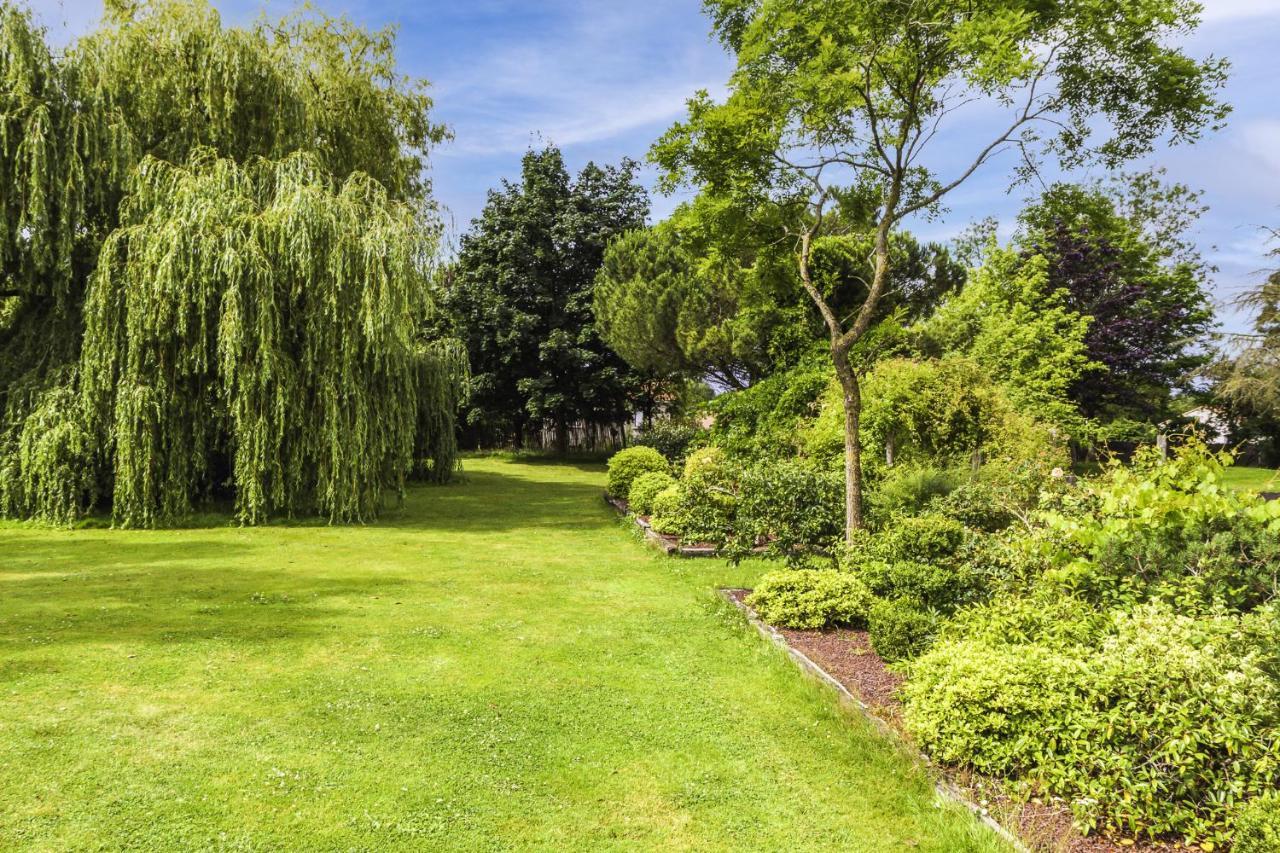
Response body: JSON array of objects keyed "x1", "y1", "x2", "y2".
[
  {"x1": 374, "y1": 467, "x2": 619, "y2": 534},
  {"x1": 0, "y1": 535, "x2": 410, "y2": 652}
]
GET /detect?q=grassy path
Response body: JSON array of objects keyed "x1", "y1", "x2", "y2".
[{"x1": 0, "y1": 457, "x2": 1003, "y2": 851}]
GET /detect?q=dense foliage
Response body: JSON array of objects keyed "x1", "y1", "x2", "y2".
[
  {"x1": 1016, "y1": 179, "x2": 1215, "y2": 427},
  {"x1": 653, "y1": 0, "x2": 1226, "y2": 535},
  {"x1": 445, "y1": 147, "x2": 648, "y2": 450},
  {"x1": 903, "y1": 445, "x2": 1280, "y2": 845},
  {"x1": 0, "y1": 0, "x2": 462, "y2": 525},
  {"x1": 604, "y1": 446, "x2": 670, "y2": 500},
  {"x1": 746, "y1": 570, "x2": 872, "y2": 631}
]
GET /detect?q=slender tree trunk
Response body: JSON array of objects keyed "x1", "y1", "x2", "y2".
[{"x1": 832, "y1": 347, "x2": 863, "y2": 537}]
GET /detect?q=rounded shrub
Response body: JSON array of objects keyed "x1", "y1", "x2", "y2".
[
  {"x1": 605, "y1": 446, "x2": 669, "y2": 500},
  {"x1": 746, "y1": 569, "x2": 873, "y2": 630},
  {"x1": 878, "y1": 513, "x2": 968, "y2": 564},
  {"x1": 868, "y1": 597, "x2": 939, "y2": 661},
  {"x1": 628, "y1": 471, "x2": 675, "y2": 516},
  {"x1": 649, "y1": 484, "x2": 684, "y2": 535},
  {"x1": 1235, "y1": 793, "x2": 1280, "y2": 853}
]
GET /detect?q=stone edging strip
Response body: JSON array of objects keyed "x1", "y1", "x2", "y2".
[{"x1": 719, "y1": 588, "x2": 1027, "y2": 853}]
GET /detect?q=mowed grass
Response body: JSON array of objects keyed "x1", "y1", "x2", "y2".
[
  {"x1": 0, "y1": 457, "x2": 1004, "y2": 852},
  {"x1": 1223, "y1": 465, "x2": 1280, "y2": 493}
]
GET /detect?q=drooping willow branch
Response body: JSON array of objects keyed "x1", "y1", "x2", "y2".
[
  {"x1": 0, "y1": 2, "x2": 462, "y2": 526},
  {"x1": 77, "y1": 149, "x2": 461, "y2": 526}
]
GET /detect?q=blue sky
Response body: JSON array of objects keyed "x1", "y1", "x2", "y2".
[{"x1": 35, "y1": 0, "x2": 1280, "y2": 332}]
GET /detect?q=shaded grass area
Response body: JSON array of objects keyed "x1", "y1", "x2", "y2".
[
  {"x1": 0, "y1": 459, "x2": 1003, "y2": 851},
  {"x1": 1223, "y1": 465, "x2": 1280, "y2": 493}
]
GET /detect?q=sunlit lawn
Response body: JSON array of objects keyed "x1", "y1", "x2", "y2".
[
  {"x1": 1224, "y1": 465, "x2": 1280, "y2": 493},
  {"x1": 0, "y1": 457, "x2": 1003, "y2": 851}
]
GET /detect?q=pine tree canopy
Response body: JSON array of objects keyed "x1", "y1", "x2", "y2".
[{"x1": 0, "y1": 0, "x2": 464, "y2": 526}]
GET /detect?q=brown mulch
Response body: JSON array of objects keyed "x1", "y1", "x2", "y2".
[{"x1": 724, "y1": 588, "x2": 1198, "y2": 853}]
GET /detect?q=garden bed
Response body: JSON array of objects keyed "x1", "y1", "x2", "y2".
[
  {"x1": 605, "y1": 494, "x2": 751, "y2": 557},
  {"x1": 722, "y1": 588, "x2": 1198, "y2": 853}
]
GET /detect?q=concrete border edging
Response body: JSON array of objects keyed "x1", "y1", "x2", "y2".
[{"x1": 719, "y1": 588, "x2": 1027, "y2": 853}]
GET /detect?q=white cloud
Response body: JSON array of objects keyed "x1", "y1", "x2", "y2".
[
  {"x1": 1200, "y1": 0, "x2": 1280, "y2": 23},
  {"x1": 1239, "y1": 119, "x2": 1280, "y2": 176}
]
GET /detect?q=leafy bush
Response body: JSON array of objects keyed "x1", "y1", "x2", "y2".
[
  {"x1": 868, "y1": 597, "x2": 939, "y2": 662},
  {"x1": 711, "y1": 353, "x2": 831, "y2": 460},
  {"x1": 858, "y1": 559, "x2": 983, "y2": 613},
  {"x1": 733, "y1": 459, "x2": 843, "y2": 563},
  {"x1": 606, "y1": 446, "x2": 669, "y2": 500},
  {"x1": 746, "y1": 569, "x2": 873, "y2": 630},
  {"x1": 1234, "y1": 792, "x2": 1280, "y2": 853},
  {"x1": 628, "y1": 471, "x2": 675, "y2": 516},
  {"x1": 662, "y1": 447, "x2": 739, "y2": 542},
  {"x1": 1039, "y1": 441, "x2": 1280, "y2": 611},
  {"x1": 927, "y1": 478, "x2": 1017, "y2": 532},
  {"x1": 867, "y1": 465, "x2": 961, "y2": 523},
  {"x1": 906, "y1": 602, "x2": 1280, "y2": 845},
  {"x1": 633, "y1": 419, "x2": 705, "y2": 466},
  {"x1": 649, "y1": 484, "x2": 683, "y2": 535},
  {"x1": 876, "y1": 514, "x2": 970, "y2": 565}
]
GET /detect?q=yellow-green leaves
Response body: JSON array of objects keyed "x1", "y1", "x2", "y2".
[{"x1": 82, "y1": 150, "x2": 457, "y2": 526}]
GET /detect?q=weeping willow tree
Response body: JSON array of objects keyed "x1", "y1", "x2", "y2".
[{"x1": 0, "y1": 1, "x2": 464, "y2": 526}]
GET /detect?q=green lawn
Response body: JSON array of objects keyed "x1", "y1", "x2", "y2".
[
  {"x1": 0, "y1": 457, "x2": 1003, "y2": 851},
  {"x1": 1223, "y1": 465, "x2": 1280, "y2": 493}
]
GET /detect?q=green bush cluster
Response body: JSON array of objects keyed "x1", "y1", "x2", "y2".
[
  {"x1": 628, "y1": 471, "x2": 676, "y2": 516},
  {"x1": 605, "y1": 446, "x2": 669, "y2": 500},
  {"x1": 840, "y1": 514, "x2": 984, "y2": 660},
  {"x1": 903, "y1": 443, "x2": 1280, "y2": 846},
  {"x1": 1235, "y1": 792, "x2": 1280, "y2": 853},
  {"x1": 906, "y1": 603, "x2": 1280, "y2": 845},
  {"x1": 732, "y1": 460, "x2": 843, "y2": 563},
  {"x1": 746, "y1": 570, "x2": 873, "y2": 630},
  {"x1": 633, "y1": 419, "x2": 705, "y2": 466}
]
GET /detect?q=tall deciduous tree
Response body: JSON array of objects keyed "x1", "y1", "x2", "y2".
[
  {"x1": 1217, "y1": 236, "x2": 1280, "y2": 459},
  {"x1": 0, "y1": 1, "x2": 462, "y2": 525},
  {"x1": 653, "y1": 0, "x2": 1228, "y2": 537},
  {"x1": 594, "y1": 195, "x2": 962, "y2": 390},
  {"x1": 1016, "y1": 177, "x2": 1215, "y2": 427},
  {"x1": 446, "y1": 147, "x2": 648, "y2": 452}
]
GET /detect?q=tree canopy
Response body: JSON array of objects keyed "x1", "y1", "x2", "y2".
[
  {"x1": 1015, "y1": 177, "x2": 1215, "y2": 427},
  {"x1": 0, "y1": 0, "x2": 462, "y2": 525},
  {"x1": 445, "y1": 147, "x2": 649, "y2": 450},
  {"x1": 652, "y1": 0, "x2": 1228, "y2": 534}
]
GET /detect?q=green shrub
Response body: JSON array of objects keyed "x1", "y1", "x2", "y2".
[
  {"x1": 858, "y1": 560, "x2": 983, "y2": 613},
  {"x1": 905, "y1": 602, "x2": 1280, "y2": 845},
  {"x1": 1039, "y1": 440, "x2": 1280, "y2": 611},
  {"x1": 633, "y1": 419, "x2": 705, "y2": 466},
  {"x1": 746, "y1": 569, "x2": 873, "y2": 630},
  {"x1": 628, "y1": 471, "x2": 676, "y2": 516},
  {"x1": 711, "y1": 353, "x2": 831, "y2": 459},
  {"x1": 649, "y1": 484, "x2": 683, "y2": 535},
  {"x1": 877, "y1": 514, "x2": 969, "y2": 565},
  {"x1": 733, "y1": 459, "x2": 842, "y2": 563},
  {"x1": 662, "y1": 447, "x2": 739, "y2": 543},
  {"x1": 868, "y1": 597, "x2": 939, "y2": 662},
  {"x1": 868, "y1": 465, "x2": 960, "y2": 524},
  {"x1": 606, "y1": 446, "x2": 669, "y2": 500},
  {"x1": 927, "y1": 479, "x2": 1016, "y2": 532},
  {"x1": 1234, "y1": 792, "x2": 1280, "y2": 853}
]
